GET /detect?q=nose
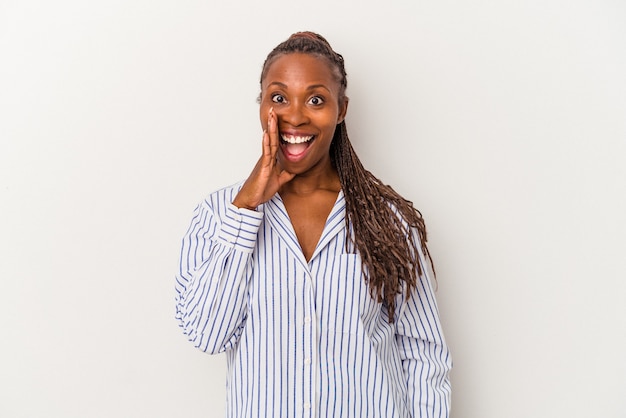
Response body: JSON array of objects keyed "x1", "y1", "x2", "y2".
[{"x1": 278, "y1": 100, "x2": 309, "y2": 127}]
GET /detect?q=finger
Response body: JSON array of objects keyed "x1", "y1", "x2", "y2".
[
  {"x1": 267, "y1": 107, "x2": 280, "y2": 159},
  {"x1": 277, "y1": 169, "x2": 296, "y2": 186},
  {"x1": 274, "y1": 156, "x2": 295, "y2": 184},
  {"x1": 262, "y1": 129, "x2": 270, "y2": 158}
]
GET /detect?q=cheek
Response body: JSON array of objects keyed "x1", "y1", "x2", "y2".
[{"x1": 320, "y1": 111, "x2": 340, "y2": 133}]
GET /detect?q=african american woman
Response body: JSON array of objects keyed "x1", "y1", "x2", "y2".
[{"x1": 175, "y1": 32, "x2": 452, "y2": 418}]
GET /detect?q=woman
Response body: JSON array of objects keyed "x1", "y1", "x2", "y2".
[{"x1": 175, "y1": 32, "x2": 452, "y2": 418}]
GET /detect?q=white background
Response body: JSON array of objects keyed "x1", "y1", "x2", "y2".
[{"x1": 1, "y1": 1, "x2": 625, "y2": 417}]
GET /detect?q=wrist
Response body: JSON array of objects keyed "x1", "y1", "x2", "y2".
[{"x1": 232, "y1": 197, "x2": 257, "y2": 211}]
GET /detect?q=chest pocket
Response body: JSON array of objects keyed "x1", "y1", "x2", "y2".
[{"x1": 320, "y1": 254, "x2": 380, "y2": 335}]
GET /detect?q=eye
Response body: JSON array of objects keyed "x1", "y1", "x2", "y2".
[
  {"x1": 308, "y1": 96, "x2": 324, "y2": 106},
  {"x1": 271, "y1": 94, "x2": 286, "y2": 104}
]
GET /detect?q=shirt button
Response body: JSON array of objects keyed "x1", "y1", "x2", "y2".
[
  {"x1": 304, "y1": 316, "x2": 311, "y2": 324},
  {"x1": 304, "y1": 358, "x2": 311, "y2": 365},
  {"x1": 303, "y1": 403, "x2": 311, "y2": 409}
]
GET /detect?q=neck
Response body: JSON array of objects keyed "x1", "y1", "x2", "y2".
[{"x1": 280, "y1": 167, "x2": 340, "y2": 196}]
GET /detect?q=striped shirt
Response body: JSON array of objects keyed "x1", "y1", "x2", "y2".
[{"x1": 175, "y1": 183, "x2": 452, "y2": 418}]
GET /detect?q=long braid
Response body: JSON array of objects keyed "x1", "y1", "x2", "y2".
[
  {"x1": 331, "y1": 121, "x2": 433, "y2": 321},
  {"x1": 261, "y1": 32, "x2": 433, "y2": 322}
]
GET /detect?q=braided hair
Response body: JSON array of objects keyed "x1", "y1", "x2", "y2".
[{"x1": 260, "y1": 32, "x2": 434, "y2": 322}]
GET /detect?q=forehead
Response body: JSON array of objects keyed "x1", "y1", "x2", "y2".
[{"x1": 263, "y1": 53, "x2": 339, "y2": 89}]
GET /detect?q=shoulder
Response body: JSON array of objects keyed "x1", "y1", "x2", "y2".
[
  {"x1": 199, "y1": 181, "x2": 245, "y2": 209},
  {"x1": 383, "y1": 198, "x2": 419, "y2": 230},
  {"x1": 187, "y1": 181, "x2": 247, "y2": 224}
]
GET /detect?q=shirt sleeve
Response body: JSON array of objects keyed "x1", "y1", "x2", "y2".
[
  {"x1": 175, "y1": 197, "x2": 263, "y2": 354},
  {"x1": 395, "y1": 240, "x2": 452, "y2": 418}
]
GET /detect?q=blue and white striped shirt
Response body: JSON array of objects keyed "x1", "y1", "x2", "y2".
[{"x1": 175, "y1": 183, "x2": 452, "y2": 417}]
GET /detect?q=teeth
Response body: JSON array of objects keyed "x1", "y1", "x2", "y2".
[{"x1": 281, "y1": 134, "x2": 313, "y2": 144}]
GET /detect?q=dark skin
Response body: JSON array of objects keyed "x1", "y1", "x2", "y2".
[{"x1": 232, "y1": 53, "x2": 348, "y2": 261}]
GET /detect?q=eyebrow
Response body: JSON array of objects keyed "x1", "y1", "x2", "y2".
[{"x1": 267, "y1": 81, "x2": 331, "y2": 92}]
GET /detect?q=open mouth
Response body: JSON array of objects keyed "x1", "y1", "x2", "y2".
[{"x1": 280, "y1": 133, "x2": 315, "y2": 158}]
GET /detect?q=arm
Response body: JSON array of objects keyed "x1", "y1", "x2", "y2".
[
  {"x1": 175, "y1": 196, "x2": 263, "y2": 354},
  {"x1": 395, "y1": 243, "x2": 452, "y2": 418},
  {"x1": 176, "y1": 107, "x2": 292, "y2": 354}
]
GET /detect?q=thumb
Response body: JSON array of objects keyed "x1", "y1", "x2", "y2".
[{"x1": 277, "y1": 170, "x2": 296, "y2": 186}]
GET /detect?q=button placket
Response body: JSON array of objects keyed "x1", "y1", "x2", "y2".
[{"x1": 302, "y1": 272, "x2": 316, "y2": 417}]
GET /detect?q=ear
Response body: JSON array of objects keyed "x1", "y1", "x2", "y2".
[{"x1": 337, "y1": 97, "x2": 349, "y2": 124}]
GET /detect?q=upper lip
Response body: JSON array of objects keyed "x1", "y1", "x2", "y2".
[{"x1": 280, "y1": 129, "x2": 315, "y2": 137}]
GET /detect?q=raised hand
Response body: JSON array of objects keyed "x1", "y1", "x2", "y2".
[{"x1": 232, "y1": 108, "x2": 296, "y2": 210}]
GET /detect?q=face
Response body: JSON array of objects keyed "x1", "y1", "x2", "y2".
[{"x1": 260, "y1": 53, "x2": 348, "y2": 176}]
